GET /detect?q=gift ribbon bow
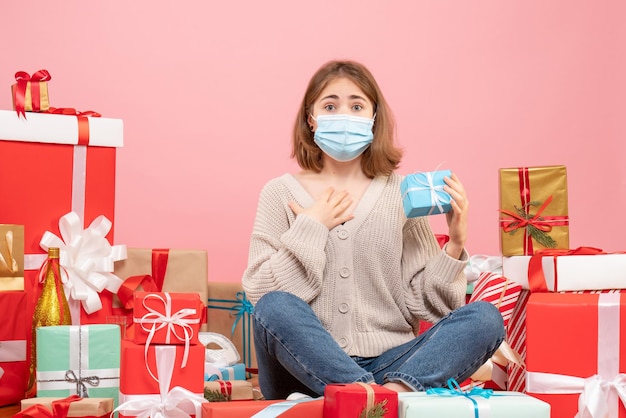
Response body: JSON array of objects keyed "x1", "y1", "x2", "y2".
[
  {"x1": 402, "y1": 171, "x2": 451, "y2": 216},
  {"x1": 427, "y1": 378, "x2": 493, "y2": 418},
  {"x1": 13, "y1": 69, "x2": 51, "y2": 118},
  {"x1": 38, "y1": 211, "x2": 127, "y2": 315},
  {"x1": 14, "y1": 394, "x2": 82, "y2": 418},
  {"x1": 64, "y1": 369, "x2": 100, "y2": 398},
  {"x1": 207, "y1": 292, "x2": 254, "y2": 370},
  {"x1": 0, "y1": 230, "x2": 19, "y2": 274},
  {"x1": 526, "y1": 292, "x2": 626, "y2": 418},
  {"x1": 137, "y1": 292, "x2": 199, "y2": 381},
  {"x1": 115, "y1": 345, "x2": 207, "y2": 418}
]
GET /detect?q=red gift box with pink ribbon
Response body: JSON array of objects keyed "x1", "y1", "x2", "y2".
[
  {"x1": 525, "y1": 291, "x2": 626, "y2": 417},
  {"x1": 132, "y1": 291, "x2": 204, "y2": 346},
  {"x1": 0, "y1": 291, "x2": 28, "y2": 407},
  {"x1": 117, "y1": 340, "x2": 206, "y2": 418},
  {"x1": 0, "y1": 109, "x2": 124, "y2": 327}
]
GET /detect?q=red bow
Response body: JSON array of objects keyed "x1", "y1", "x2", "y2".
[
  {"x1": 13, "y1": 69, "x2": 51, "y2": 118},
  {"x1": 14, "y1": 395, "x2": 81, "y2": 418}
]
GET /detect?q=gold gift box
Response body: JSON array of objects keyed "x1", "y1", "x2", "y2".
[
  {"x1": 0, "y1": 224, "x2": 24, "y2": 290},
  {"x1": 11, "y1": 81, "x2": 50, "y2": 113},
  {"x1": 499, "y1": 165, "x2": 569, "y2": 256}
]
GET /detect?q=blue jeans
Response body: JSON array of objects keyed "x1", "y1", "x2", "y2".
[{"x1": 252, "y1": 291, "x2": 505, "y2": 399}]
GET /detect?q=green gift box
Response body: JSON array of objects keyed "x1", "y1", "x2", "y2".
[{"x1": 36, "y1": 325, "x2": 121, "y2": 407}]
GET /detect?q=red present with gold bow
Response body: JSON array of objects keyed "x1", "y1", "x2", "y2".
[
  {"x1": 11, "y1": 70, "x2": 51, "y2": 118},
  {"x1": 499, "y1": 165, "x2": 569, "y2": 256},
  {"x1": 323, "y1": 383, "x2": 398, "y2": 418}
]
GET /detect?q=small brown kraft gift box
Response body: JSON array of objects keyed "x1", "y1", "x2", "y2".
[{"x1": 499, "y1": 165, "x2": 569, "y2": 256}]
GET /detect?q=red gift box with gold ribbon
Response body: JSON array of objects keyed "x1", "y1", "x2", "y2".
[
  {"x1": 499, "y1": 165, "x2": 569, "y2": 256},
  {"x1": 11, "y1": 70, "x2": 51, "y2": 118},
  {"x1": 323, "y1": 383, "x2": 398, "y2": 418}
]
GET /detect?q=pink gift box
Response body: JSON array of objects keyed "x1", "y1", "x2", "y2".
[{"x1": 133, "y1": 291, "x2": 204, "y2": 346}]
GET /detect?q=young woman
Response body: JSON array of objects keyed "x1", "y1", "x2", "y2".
[{"x1": 242, "y1": 59, "x2": 504, "y2": 400}]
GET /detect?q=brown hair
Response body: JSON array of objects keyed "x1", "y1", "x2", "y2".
[{"x1": 291, "y1": 60, "x2": 403, "y2": 178}]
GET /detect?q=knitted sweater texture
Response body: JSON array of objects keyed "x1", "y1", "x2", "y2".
[{"x1": 242, "y1": 172, "x2": 468, "y2": 357}]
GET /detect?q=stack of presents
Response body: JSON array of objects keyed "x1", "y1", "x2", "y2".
[{"x1": 1, "y1": 70, "x2": 624, "y2": 418}]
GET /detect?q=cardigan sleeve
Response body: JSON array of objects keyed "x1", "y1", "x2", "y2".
[{"x1": 401, "y1": 217, "x2": 468, "y2": 323}]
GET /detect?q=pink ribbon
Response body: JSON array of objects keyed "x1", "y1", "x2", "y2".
[
  {"x1": 0, "y1": 339, "x2": 27, "y2": 381},
  {"x1": 526, "y1": 293, "x2": 626, "y2": 417}
]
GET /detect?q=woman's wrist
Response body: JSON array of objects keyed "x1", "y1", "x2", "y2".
[{"x1": 445, "y1": 242, "x2": 464, "y2": 260}]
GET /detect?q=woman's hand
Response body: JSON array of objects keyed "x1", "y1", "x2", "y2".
[
  {"x1": 443, "y1": 173, "x2": 469, "y2": 259},
  {"x1": 289, "y1": 187, "x2": 354, "y2": 230}
]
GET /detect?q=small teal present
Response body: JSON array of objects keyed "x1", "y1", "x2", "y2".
[
  {"x1": 401, "y1": 170, "x2": 452, "y2": 217},
  {"x1": 36, "y1": 324, "x2": 121, "y2": 408},
  {"x1": 205, "y1": 362, "x2": 246, "y2": 381}
]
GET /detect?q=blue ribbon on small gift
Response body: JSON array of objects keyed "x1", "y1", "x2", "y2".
[
  {"x1": 207, "y1": 291, "x2": 254, "y2": 375},
  {"x1": 426, "y1": 378, "x2": 493, "y2": 418}
]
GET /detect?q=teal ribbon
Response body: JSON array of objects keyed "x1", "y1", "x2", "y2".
[
  {"x1": 426, "y1": 378, "x2": 493, "y2": 418},
  {"x1": 207, "y1": 292, "x2": 254, "y2": 373}
]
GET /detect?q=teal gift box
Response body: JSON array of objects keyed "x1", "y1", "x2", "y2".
[
  {"x1": 401, "y1": 170, "x2": 452, "y2": 217},
  {"x1": 398, "y1": 391, "x2": 550, "y2": 418},
  {"x1": 205, "y1": 362, "x2": 246, "y2": 381},
  {"x1": 36, "y1": 324, "x2": 121, "y2": 408}
]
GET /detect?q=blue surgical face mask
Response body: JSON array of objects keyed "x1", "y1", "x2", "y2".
[{"x1": 312, "y1": 114, "x2": 375, "y2": 162}]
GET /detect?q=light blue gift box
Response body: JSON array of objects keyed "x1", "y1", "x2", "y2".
[
  {"x1": 401, "y1": 170, "x2": 452, "y2": 217},
  {"x1": 398, "y1": 390, "x2": 550, "y2": 418},
  {"x1": 205, "y1": 362, "x2": 246, "y2": 381},
  {"x1": 36, "y1": 324, "x2": 121, "y2": 408}
]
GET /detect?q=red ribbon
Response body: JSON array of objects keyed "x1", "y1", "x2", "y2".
[
  {"x1": 527, "y1": 247, "x2": 607, "y2": 292},
  {"x1": 219, "y1": 380, "x2": 233, "y2": 399},
  {"x1": 114, "y1": 249, "x2": 170, "y2": 339},
  {"x1": 14, "y1": 395, "x2": 82, "y2": 418},
  {"x1": 499, "y1": 167, "x2": 569, "y2": 255},
  {"x1": 46, "y1": 107, "x2": 102, "y2": 146},
  {"x1": 13, "y1": 69, "x2": 51, "y2": 118}
]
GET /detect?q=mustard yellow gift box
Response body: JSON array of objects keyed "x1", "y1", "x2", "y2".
[
  {"x1": 0, "y1": 224, "x2": 24, "y2": 290},
  {"x1": 499, "y1": 165, "x2": 569, "y2": 256}
]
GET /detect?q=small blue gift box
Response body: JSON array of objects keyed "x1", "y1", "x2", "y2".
[
  {"x1": 205, "y1": 362, "x2": 247, "y2": 381},
  {"x1": 401, "y1": 170, "x2": 452, "y2": 217}
]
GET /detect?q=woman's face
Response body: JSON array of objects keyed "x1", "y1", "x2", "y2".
[{"x1": 308, "y1": 77, "x2": 374, "y2": 130}]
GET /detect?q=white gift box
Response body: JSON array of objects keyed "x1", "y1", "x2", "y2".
[
  {"x1": 0, "y1": 109, "x2": 123, "y2": 147},
  {"x1": 502, "y1": 253, "x2": 626, "y2": 291}
]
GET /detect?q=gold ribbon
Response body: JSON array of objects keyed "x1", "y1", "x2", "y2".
[{"x1": 355, "y1": 382, "x2": 375, "y2": 413}]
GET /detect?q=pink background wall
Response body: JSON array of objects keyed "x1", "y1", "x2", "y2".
[{"x1": 3, "y1": 1, "x2": 625, "y2": 283}]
